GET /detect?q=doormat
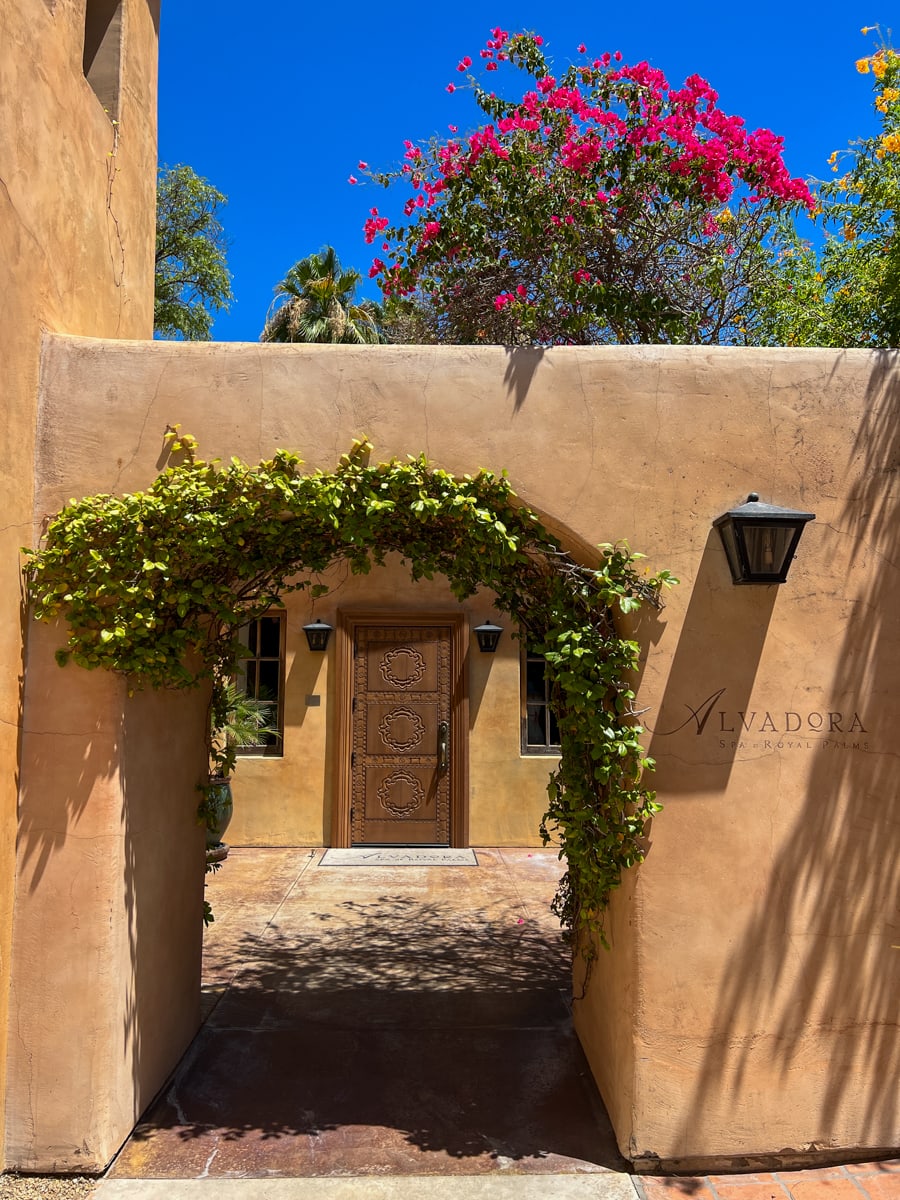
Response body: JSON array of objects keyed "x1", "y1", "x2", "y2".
[{"x1": 319, "y1": 847, "x2": 478, "y2": 867}]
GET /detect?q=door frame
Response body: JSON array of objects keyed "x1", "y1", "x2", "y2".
[{"x1": 331, "y1": 610, "x2": 470, "y2": 848}]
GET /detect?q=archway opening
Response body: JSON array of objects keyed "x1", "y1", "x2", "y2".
[
  {"x1": 16, "y1": 437, "x2": 673, "y2": 1171},
  {"x1": 25, "y1": 434, "x2": 670, "y2": 942}
]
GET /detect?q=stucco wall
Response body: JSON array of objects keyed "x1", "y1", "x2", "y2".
[
  {"x1": 8, "y1": 623, "x2": 206, "y2": 1172},
  {"x1": 0, "y1": 0, "x2": 159, "y2": 1167},
  {"x1": 228, "y1": 561, "x2": 556, "y2": 849},
  {"x1": 17, "y1": 338, "x2": 900, "y2": 1169}
]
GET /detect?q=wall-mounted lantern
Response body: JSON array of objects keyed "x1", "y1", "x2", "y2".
[
  {"x1": 302, "y1": 619, "x2": 334, "y2": 651},
  {"x1": 473, "y1": 620, "x2": 504, "y2": 653},
  {"x1": 713, "y1": 493, "x2": 816, "y2": 584}
]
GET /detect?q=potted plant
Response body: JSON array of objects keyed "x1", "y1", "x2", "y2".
[{"x1": 199, "y1": 678, "x2": 278, "y2": 860}]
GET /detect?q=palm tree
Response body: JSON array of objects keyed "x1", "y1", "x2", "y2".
[{"x1": 261, "y1": 245, "x2": 386, "y2": 344}]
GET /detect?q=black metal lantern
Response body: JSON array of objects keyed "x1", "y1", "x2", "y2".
[
  {"x1": 713, "y1": 493, "x2": 816, "y2": 584},
  {"x1": 302, "y1": 619, "x2": 334, "y2": 651},
  {"x1": 473, "y1": 620, "x2": 504, "y2": 653}
]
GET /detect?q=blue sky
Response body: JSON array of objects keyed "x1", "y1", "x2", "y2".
[{"x1": 157, "y1": 2, "x2": 885, "y2": 341}]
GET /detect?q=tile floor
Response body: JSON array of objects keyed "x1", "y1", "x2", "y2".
[
  {"x1": 112, "y1": 846, "x2": 624, "y2": 1179},
  {"x1": 108, "y1": 847, "x2": 899, "y2": 1197}
]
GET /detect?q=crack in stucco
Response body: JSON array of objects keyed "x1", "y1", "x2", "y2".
[
  {"x1": 817, "y1": 521, "x2": 899, "y2": 570},
  {"x1": 255, "y1": 346, "x2": 265, "y2": 461},
  {"x1": 11, "y1": 995, "x2": 37, "y2": 1150},
  {"x1": 104, "y1": 119, "x2": 127, "y2": 336},
  {"x1": 0, "y1": 172, "x2": 45, "y2": 258},
  {"x1": 420, "y1": 350, "x2": 437, "y2": 459},
  {"x1": 110, "y1": 356, "x2": 174, "y2": 493},
  {"x1": 560, "y1": 352, "x2": 597, "y2": 528}
]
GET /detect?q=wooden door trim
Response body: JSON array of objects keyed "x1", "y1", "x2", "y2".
[{"x1": 331, "y1": 611, "x2": 469, "y2": 848}]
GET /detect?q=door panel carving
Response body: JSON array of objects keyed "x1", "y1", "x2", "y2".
[{"x1": 351, "y1": 624, "x2": 451, "y2": 845}]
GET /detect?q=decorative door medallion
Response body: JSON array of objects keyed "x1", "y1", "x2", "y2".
[{"x1": 350, "y1": 623, "x2": 453, "y2": 846}]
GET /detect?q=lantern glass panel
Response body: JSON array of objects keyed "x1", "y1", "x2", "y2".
[
  {"x1": 717, "y1": 520, "x2": 742, "y2": 581},
  {"x1": 740, "y1": 523, "x2": 795, "y2": 577}
]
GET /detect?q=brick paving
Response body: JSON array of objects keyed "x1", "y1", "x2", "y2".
[{"x1": 636, "y1": 1160, "x2": 900, "y2": 1200}]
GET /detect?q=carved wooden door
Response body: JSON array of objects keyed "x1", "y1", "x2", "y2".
[{"x1": 350, "y1": 623, "x2": 452, "y2": 846}]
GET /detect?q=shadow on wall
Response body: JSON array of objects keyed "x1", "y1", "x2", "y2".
[
  {"x1": 11, "y1": 613, "x2": 208, "y2": 1167},
  {"x1": 120, "y1": 682, "x2": 208, "y2": 1133},
  {"x1": 504, "y1": 347, "x2": 545, "y2": 412},
  {"x1": 681, "y1": 353, "x2": 900, "y2": 1149},
  {"x1": 15, "y1": 619, "x2": 120, "y2": 892},
  {"x1": 646, "y1": 533, "x2": 778, "y2": 793}
]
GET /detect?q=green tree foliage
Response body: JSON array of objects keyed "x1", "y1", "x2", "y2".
[
  {"x1": 261, "y1": 246, "x2": 386, "y2": 344},
  {"x1": 361, "y1": 30, "x2": 811, "y2": 346},
  {"x1": 154, "y1": 164, "x2": 233, "y2": 340},
  {"x1": 756, "y1": 32, "x2": 900, "y2": 348}
]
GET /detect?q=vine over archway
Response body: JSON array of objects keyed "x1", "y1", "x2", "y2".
[{"x1": 24, "y1": 432, "x2": 674, "y2": 941}]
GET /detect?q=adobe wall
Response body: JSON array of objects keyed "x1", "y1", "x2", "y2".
[
  {"x1": 16, "y1": 338, "x2": 900, "y2": 1169},
  {"x1": 227, "y1": 561, "x2": 555, "y2": 849},
  {"x1": 0, "y1": 0, "x2": 159, "y2": 1168},
  {"x1": 7, "y1": 621, "x2": 206, "y2": 1172}
]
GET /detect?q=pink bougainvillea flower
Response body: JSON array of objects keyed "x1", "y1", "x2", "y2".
[
  {"x1": 357, "y1": 160, "x2": 368, "y2": 170},
  {"x1": 363, "y1": 208, "x2": 389, "y2": 244},
  {"x1": 348, "y1": 175, "x2": 358, "y2": 185},
  {"x1": 359, "y1": 27, "x2": 813, "y2": 345}
]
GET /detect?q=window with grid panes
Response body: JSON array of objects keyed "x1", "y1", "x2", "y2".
[
  {"x1": 522, "y1": 646, "x2": 561, "y2": 754},
  {"x1": 236, "y1": 613, "x2": 284, "y2": 755}
]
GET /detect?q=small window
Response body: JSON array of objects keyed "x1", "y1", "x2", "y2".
[
  {"x1": 83, "y1": 0, "x2": 124, "y2": 119},
  {"x1": 521, "y1": 646, "x2": 560, "y2": 755},
  {"x1": 236, "y1": 613, "x2": 285, "y2": 756}
]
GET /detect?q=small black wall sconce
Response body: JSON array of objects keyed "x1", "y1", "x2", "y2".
[
  {"x1": 713, "y1": 493, "x2": 816, "y2": 584},
  {"x1": 302, "y1": 619, "x2": 334, "y2": 651},
  {"x1": 473, "y1": 620, "x2": 504, "y2": 653}
]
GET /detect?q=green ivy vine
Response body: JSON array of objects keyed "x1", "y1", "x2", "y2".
[{"x1": 23, "y1": 430, "x2": 675, "y2": 944}]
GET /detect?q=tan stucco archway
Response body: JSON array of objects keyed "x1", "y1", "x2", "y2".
[
  {"x1": 4, "y1": 0, "x2": 897, "y2": 1177},
  {"x1": 8, "y1": 339, "x2": 899, "y2": 1172}
]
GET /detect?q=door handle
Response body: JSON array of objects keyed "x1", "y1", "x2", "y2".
[{"x1": 437, "y1": 720, "x2": 449, "y2": 771}]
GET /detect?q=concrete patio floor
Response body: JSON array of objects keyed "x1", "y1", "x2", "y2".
[
  {"x1": 108, "y1": 846, "x2": 623, "y2": 1180},
  {"x1": 97, "y1": 847, "x2": 899, "y2": 1200}
]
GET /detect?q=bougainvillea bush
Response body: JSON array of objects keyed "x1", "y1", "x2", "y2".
[{"x1": 360, "y1": 30, "x2": 812, "y2": 346}]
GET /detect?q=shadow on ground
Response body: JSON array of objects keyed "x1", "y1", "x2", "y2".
[{"x1": 111, "y1": 852, "x2": 624, "y2": 1178}]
